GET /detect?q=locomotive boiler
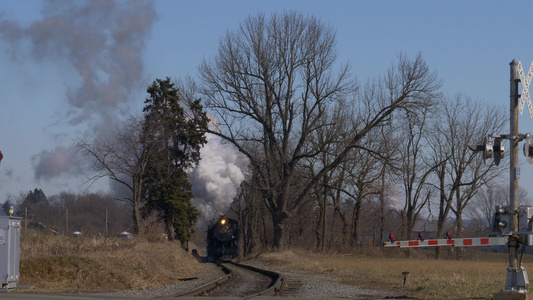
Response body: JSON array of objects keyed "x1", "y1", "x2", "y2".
[{"x1": 206, "y1": 216, "x2": 239, "y2": 262}]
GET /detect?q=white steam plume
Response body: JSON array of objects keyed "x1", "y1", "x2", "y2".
[{"x1": 190, "y1": 133, "x2": 249, "y2": 225}]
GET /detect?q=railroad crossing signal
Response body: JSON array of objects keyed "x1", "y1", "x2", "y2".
[
  {"x1": 468, "y1": 134, "x2": 505, "y2": 165},
  {"x1": 390, "y1": 60, "x2": 533, "y2": 297}
]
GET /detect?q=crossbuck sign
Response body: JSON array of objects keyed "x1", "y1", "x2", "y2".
[{"x1": 517, "y1": 61, "x2": 533, "y2": 119}]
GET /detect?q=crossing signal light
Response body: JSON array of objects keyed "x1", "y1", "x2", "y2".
[
  {"x1": 524, "y1": 134, "x2": 533, "y2": 164},
  {"x1": 491, "y1": 205, "x2": 512, "y2": 234},
  {"x1": 493, "y1": 137, "x2": 505, "y2": 166},
  {"x1": 469, "y1": 134, "x2": 504, "y2": 165},
  {"x1": 484, "y1": 135, "x2": 494, "y2": 161}
]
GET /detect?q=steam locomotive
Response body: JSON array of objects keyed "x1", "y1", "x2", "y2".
[{"x1": 206, "y1": 216, "x2": 239, "y2": 262}]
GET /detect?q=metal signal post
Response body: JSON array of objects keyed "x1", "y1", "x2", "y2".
[{"x1": 509, "y1": 60, "x2": 523, "y2": 294}]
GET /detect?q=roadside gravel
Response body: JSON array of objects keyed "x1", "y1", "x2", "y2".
[{"x1": 241, "y1": 260, "x2": 396, "y2": 299}]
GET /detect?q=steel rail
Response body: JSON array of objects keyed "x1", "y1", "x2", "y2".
[
  {"x1": 171, "y1": 264, "x2": 232, "y2": 297},
  {"x1": 172, "y1": 261, "x2": 282, "y2": 298}
]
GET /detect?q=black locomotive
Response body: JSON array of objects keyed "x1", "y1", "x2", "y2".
[{"x1": 206, "y1": 216, "x2": 239, "y2": 262}]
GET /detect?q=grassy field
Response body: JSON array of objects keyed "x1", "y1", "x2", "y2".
[
  {"x1": 17, "y1": 236, "x2": 531, "y2": 299},
  {"x1": 19, "y1": 235, "x2": 206, "y2": 292},
  {"x1": 250, "y1": 248, "x2": 523, "y2": 299}
]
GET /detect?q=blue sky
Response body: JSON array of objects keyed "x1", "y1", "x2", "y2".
[{"x1": 1, "y1": 0, "x2": 533, "y2": 202}]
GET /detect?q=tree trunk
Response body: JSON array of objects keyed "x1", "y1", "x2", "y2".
[
  {"x1": 435, "y1": 163, "x2": 447, "y2": 259},
  {"x1": 132, "y1": 204, "x2": 141, "y2": 235},
  {"x1": 351, "y1": 199, "x2": 362, "y2": 246},
  {"x1": 272, "y1": 210, "x2": 289, "y2": 250},
  {"x1": 400, "y1": 210, "x2": 407, "y2": 240},
  {"x1": 406, "y1": 205, "x2": 415, "y2": 240},
  {"x1": 455, "y1": 214, "x2": 464, "y2": 260},
  {"x1": 245, "y1": 215, "x2": 254, "y2": 256},
  {"x1": 315, "y1": 206, "x2": 322, "y2": 250},
  {"x1": 334, "y1": 205, "x2": 348, "y2": 247},
  {"x1": 132, "y1": 175, "x2": 143, "y2": 235},
  {"x1": 379, "y1": 171, "x2": 385, "y2": 245},
  {"x1": 165, "y1": 222, "x2": 175, "y2": 241},
  {"x1": 328, "y1": 208, "x2": 336, "y2": 250},
  {"x1": 321, "y1": 186, "x2": 327, "y2": 252}
]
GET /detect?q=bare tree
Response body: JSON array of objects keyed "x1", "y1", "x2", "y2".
[
  {"x1": 314, "y1": 96, "x2": 400, "y2": 248},
  {"x1": 396, "y1": 103, "x2": 438, "y2": 240},
  {"x1": 428, "y1": 95, "x2": 506, "y2": 239},
  {"x1": 76, "y1": 115, "x2": 151, "y2": 234},
  {"x1": 304, "y1": 105, "x2": 353, "y2": 251},
  {"x1": 198, "y1": 12, "x2": 441, "y2": 249},
  {"x1": 323, "y1": 157, "x2": 351, "y2": 248},
  {"x1": 230, "y1": 174, "x2": 272, "y2": 256},
  {"x1": 345, "y1": 148, "x2": 381, "y2": 246}
]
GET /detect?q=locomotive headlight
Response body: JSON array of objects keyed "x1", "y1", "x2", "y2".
[{"x1": 220, "y1": 218, "x2": 226, "y2": 226}]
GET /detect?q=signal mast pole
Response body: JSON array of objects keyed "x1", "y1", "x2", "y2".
[
  {"x1": 510, "y1": 59, "x2": 519, "y2": 272},
  {"x1": 493, "y1": 59, "x2": 532, "y2": 298}
]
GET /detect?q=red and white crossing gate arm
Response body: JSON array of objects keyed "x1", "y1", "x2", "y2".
[{"x1": 384, "y1": 237, "x2": 508, "y2": 248}]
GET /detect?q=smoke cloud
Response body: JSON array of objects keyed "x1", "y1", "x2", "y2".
[
  {"x1": 31, "y1": 146, "x2": 83, "y2": 180},
  {"x1": 190, "y1": 133, "x2": 249, "y2": 225},
  {"x1": 0, "y1": 0, "x2": 156, "y2": 180}
]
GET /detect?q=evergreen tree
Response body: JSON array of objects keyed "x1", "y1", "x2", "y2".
[
  {"x1": 1, "y1": 200, "x2": 11, "y2": 216},
  {"x1": 18, "y1": 188, "x2": 49, "y2": 219},
  {"x1": 142, "y1": 77, "x2": 208, "y2": 243}
]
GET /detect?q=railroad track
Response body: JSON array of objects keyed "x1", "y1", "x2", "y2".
[{"x1": 173, "y1": 261, "x2": 282, "y2": 298}]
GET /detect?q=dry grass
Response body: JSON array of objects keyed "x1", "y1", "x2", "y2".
[
  {"x1": 18, "y1": 236, "x2": 530, "y2": 299},
  {"x1": 251, "y1": 248, "x2": 526, "y2": 299},
  {"x1": 19, "y1": 235, "x2": 204, "y2": 292}
]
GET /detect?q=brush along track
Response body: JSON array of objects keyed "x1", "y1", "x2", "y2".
[{"x1": 173, "y1": 261, "x2": 282, "y2": 298}]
